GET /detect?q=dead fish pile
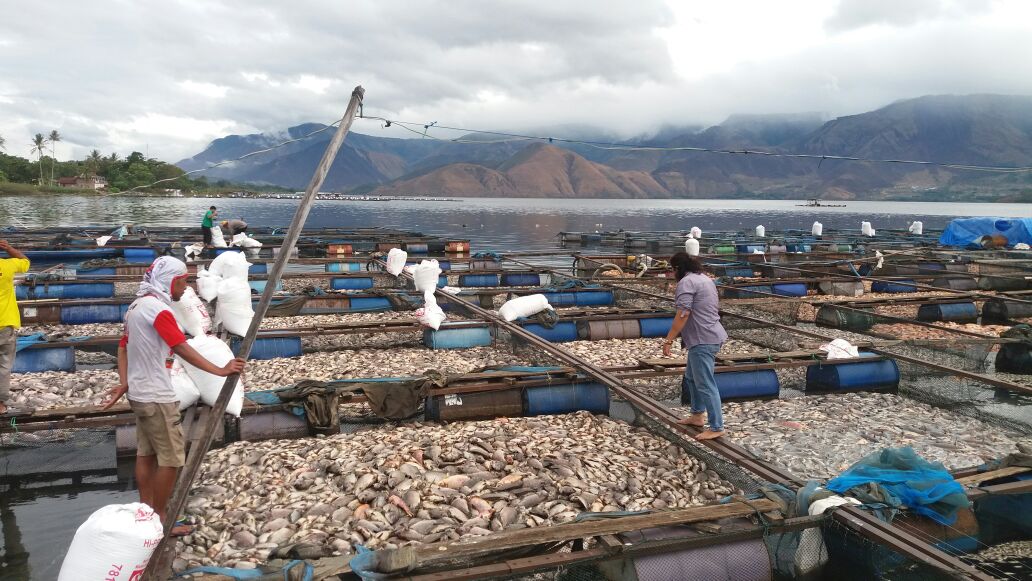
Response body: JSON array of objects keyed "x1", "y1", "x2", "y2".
[
  {"x1": 244, "y1": 345, "x2": 530, "y2": 389},
  {"x1": 114, "y1": 281, "x2": 138, "y2": 297},
  {"x1": 870, "y1": 323, "x2": 983, "y2": 341},
  {"x1": 964, "y1": 540, "x2": 1032, "y2": 578},
  {"x1": 561, "y1": 337, "x2": 766, "y2": 368},
  {"x1": 177, "y1": 411, "x2": 737, "y2": 570},
  {"x1": 259, "y1": 311, "x2": 413, "y2": 330},
  {"x1": 711, "y1": 392, "x2": 1025, "y2": 479},
  {"x1": 7, "y1": 368, "x2": 117, "y2": 409},
  {"x1": 22, "y1": 322, "x2": 124, "y2": 337}
]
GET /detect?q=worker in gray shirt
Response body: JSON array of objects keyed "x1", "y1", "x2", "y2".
[
  {"x1": 661, "y1": 252, "x2": 728, "y2": 440},
  {"x1": 221, "y1": 219, "x2": 248, "y2": 236}
]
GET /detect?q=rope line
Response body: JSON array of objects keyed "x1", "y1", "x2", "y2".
[{"x1": 359, "y1": 114, "x2": 1032, "y2": 174}]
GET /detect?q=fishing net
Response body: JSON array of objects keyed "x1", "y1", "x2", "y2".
[{"x1": 0, "y1": 426, "x2": 119, "y2": 487}]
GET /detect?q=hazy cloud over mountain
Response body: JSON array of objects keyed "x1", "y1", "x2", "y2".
[{"x1": 1, "y1": 0, "x2": 1030, "y2": 162}]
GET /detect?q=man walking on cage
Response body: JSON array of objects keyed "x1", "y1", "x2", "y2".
[{"x1": 103, "y1": 256, "x2": 245, "y2": 534}]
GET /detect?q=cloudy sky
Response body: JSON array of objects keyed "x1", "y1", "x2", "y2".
[{"x1": 2, "y1": 0, "x2": 1031, "y2": 163}]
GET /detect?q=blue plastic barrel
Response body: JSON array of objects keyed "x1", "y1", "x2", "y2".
[
  {"x1": 917, "y1": 302, "x2": 977, "y2": 323},
  {"x1": 122, "y1": 247, "x2": 157, "y2": 263},
  {"x1": 871, "y1": 280, "x2": 917, "y2": 293},
  {"x1": 423, "y1": 324, "x2": 493, "y2": 349},
  {"x1": 405, "y1": 243, "x2": 429, "y2": 254},
  {"x1": 459, "y1": 274, "x2": 500, "y2": 287},
  {"x1": 330, "y1": 277, "x2": 374, "y2": 290},
  {"x1": 348, "y1": 296, "x2": 392, "y2": 312},
  {"x1": 215, "y1": 248, "x2": 242, "y2": 256},
  {"x1": 524, "y1": 382, "x2": 610, "y2": 416},
  {"x1": 12, "y1": 346, "x2": 76, "y2": 373},
  {"x1": 60, "y1": 304, "x2": 124, "y2": 324},
  {"x1": 522, "y1": 321, "x2": 578, "y2": 342},
  {"x1": 639, "y1": 317, "x2": 674, "y2": 338},
  {"x1": 78, "y1": 267, "x2": 117, "y2": 276},
  {"x1": 714, "y1": 369, "x2": 780, "y2": 399},
  {"x1": 806, "y1": 353, "x2": 900, "y2": 391},
  {"x1": 501, "y1": 273, "x2": 541, "y2": 286},
  {"x1": 248, "y1": 280, "x2": 284, "y2": 293},
  {"x1": 233, "y1": 336, "x2": 303, "y2": 360},
  {"x1": 541, "y1": 291, "x2": 614, "y2": 307},
  {"x1": 722, "y1": 285, "x2": 772, "y2": 299},
  {"x1": 16, "y1": 283, "x2": 115, "y2": 300},
  {"x1": 438, "y1": 275, "x2": 448, "y2": 288},
  {"x1": 249, "y1": 263, "x2": 269, "y2": 274},
  {"x1": 326, "y1": 262, "x2": 362, "y2": 273},
  {"x1": 772, "y1": 283, "x2": 808, "y2": 297}
]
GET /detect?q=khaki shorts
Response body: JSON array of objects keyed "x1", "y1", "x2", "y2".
[{"x1": 130, "y1": 400, "x2": 185, "y2": 467}]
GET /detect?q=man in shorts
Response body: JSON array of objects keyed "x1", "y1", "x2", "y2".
[
  {"x1": 103, "y1": 256, "x2": 245, "y2": 534},
  {"x1": 0, "y1": 239, "x2": 29, "y2": 417}
]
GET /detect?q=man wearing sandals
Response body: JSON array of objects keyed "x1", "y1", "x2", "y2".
[
  {"x1": 0, "y1": 240, "x2": 29, "y2": 417},
  {"x1": 102, "y1": 256, "x2": 246, "y2": 535}
]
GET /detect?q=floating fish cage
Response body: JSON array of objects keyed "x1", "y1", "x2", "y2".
[{"x1": 8, "y1": 225, "x2": 1032, "y2": 581}]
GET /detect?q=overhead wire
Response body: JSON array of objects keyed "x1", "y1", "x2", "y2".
[{"x1": 358, "y1": 114, "x2": 1032, "y2": 174}]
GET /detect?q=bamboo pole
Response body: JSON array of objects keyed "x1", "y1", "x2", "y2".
[{"x1": 143, "y1": 85, "x2": 365, "y2": 580}]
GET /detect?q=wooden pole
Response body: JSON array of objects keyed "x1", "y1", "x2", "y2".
[{"x1": 143, "y1": 85, "x2": 365, "y2": 580}]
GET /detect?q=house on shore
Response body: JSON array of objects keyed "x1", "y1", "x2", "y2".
[{"x1": 57, "y1": 175, "x2": 108, "y2": 190}]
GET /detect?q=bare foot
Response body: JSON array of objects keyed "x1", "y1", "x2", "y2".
[
  {"x1": 676, "y1": 413, "x2": 705, "y2": 427},
  {"x1": 171, "y1": 523, "x2": 194, "y2": 537},
  {"x1": 695, "y1": 430, "x2": 725, "y2": 441}
]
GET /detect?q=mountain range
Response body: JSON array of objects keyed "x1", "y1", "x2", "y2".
[{"x1": 177, "y1": 94, "x2": 1032, "y2": 200}]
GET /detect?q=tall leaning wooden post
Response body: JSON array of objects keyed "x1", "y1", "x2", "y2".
[{"x1": 144, "y1": 85, "x2": 366, "y2": 580}]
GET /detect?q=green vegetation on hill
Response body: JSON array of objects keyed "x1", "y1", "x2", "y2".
[{"x1": 0, "y1": 131, "x2": 280, "y2": 196}]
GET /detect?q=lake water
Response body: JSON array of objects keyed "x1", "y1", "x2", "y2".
[
  {"x1": 1, "y1": 194, "x2": 1030, "y2": 579},
  {"x1": 3, "y1": 196, "x2": 1032, "y2": 252}
]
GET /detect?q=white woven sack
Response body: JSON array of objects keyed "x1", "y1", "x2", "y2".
[
  {"x1": 57, "y1": 503, "x2": 163, "y2": 580},
  {"x1": 498, "y1": 294, "x2": 552, "y2": 322},
  {"x1": 180, "y1": 335, "x2": 245, "y2": 417}
]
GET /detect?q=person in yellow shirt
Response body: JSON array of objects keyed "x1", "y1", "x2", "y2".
[{"x1": 0, "y1": 240, "x2": 29, "y2": 416}]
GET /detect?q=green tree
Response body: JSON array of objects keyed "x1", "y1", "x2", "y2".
[
  {"x1": 48, "y1": 130, "x2": 61, "y2": 185},
  {"x1": 0, "y1": 133, "x2": 5, "y2": 151},
  {"x1": 30, "y1": 133, "x2": 46, "y2": 184},
  {"x1": 86, "y1": 149, "x2": 102, "y2": 175}
]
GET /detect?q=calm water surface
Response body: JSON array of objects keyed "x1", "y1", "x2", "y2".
[
  {"x1": 3, "y1": 196, "x2": 1032, "y2": 252},
  {"x1": 1, "y1": 195, "x2": 1030, "y2": 579}
]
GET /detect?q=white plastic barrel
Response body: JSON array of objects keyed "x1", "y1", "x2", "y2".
[
  {"x1": 861, "y1": 221, "x2": 872, "y2": 236},
  {"x1": 811, "y1": 222, "x2": 823, "y2": 236},
  {"x1": 911, "y1": 221, "x2": 923, "y2": 235},
  {"x1": 755, "y1": 225, "x2": 765, "y2": 237},
  {"x1": 685, "y1": 238, "x2": 700, "y2": 256},
  {"x1": 690, "y1": 226, "x2": 702, "y2": 239}
]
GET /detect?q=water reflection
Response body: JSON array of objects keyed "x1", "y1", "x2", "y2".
[{"x1": 3, "y1": 196, "x2": 1032, "y2": 254}]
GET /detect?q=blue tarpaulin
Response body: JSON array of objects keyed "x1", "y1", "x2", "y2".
[
  {"x1": 939, "y1": 217, "x2": 1032, "y2": 248},
  {"x1": 827, "y1": 447, "x2": 969, "y2": 524}
]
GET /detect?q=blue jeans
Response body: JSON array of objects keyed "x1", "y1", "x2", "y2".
[{"x1": 680, "y1": 343, "x2": 723, "y2": 431}]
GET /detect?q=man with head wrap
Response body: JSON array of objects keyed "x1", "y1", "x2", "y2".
[{"x1": 102, "y1": 256, "x2": 246, "y2": 535}]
